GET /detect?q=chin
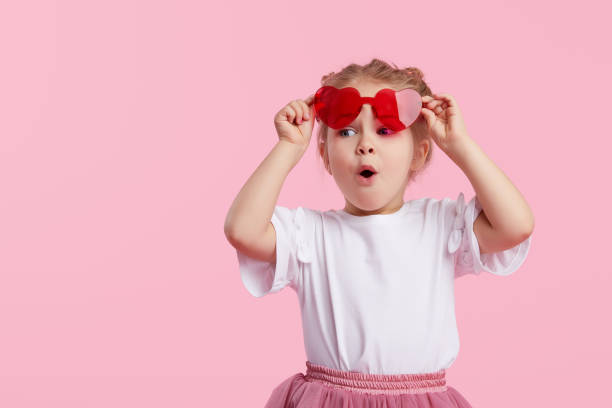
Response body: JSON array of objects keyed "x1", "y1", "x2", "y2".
[
  {"x1": 348, "y1": 196, "x2": 388, "y2": 212},
  {"x1": 336, "y1": 178, "x2": 391, "y2": 211}
]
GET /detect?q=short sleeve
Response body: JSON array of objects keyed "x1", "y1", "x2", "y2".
[
  {"x1": 446, "y1": 192, "x2": 532, "y2": 278},
  {"x1": 236, "y1": 206, "x2": 313, "y2": 297}
]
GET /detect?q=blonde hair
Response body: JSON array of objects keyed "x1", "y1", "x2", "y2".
[{"x1": 316, "y1": 58, "x2": 434, "y2": 184}]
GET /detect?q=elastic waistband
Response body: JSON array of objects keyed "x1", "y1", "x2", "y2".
[{"x1": 304, "y1": 361, "x2": 448, "y2": 395}]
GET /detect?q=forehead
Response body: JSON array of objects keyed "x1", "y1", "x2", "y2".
[{"x1": 346, "y1": 78, "x2": 395, "y2": 97}]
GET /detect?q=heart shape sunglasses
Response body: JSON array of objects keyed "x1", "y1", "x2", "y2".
[{"x1": 313, "y1": 85, "x2": 423, "y2": 132}]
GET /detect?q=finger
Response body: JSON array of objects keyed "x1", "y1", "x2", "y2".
[
  {"x1": 304, "y1": 94, "x2": 315, "y2": 105},
  {"x1": 425, "y1": 102, "x2": 445, "y2": 116},
  {"x1": 424, "y1": 99, "x2": 444, "y2": 109},
  {"x1": 291, "y1": 100, "x2": 305, "y2": 123},
  {"x1": 420, "y1": 108, "x2": 433, "y2": 132},
  {"x1": 299, "y1": 100, "x2": 312, "y2": 120},
  {"x1": 434, "y1": 93, "x2": 456, "y2": 105},
  {"x1": 289, "y1": 101, "x2": 305, "y2": 124},
  {"x1": 285, "y1": 106, "x2": 296, "y2": 124},
  {"x1": 296, "y1": 100, "x2": 309, "y2": 123}
]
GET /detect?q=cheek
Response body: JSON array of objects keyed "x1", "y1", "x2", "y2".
[
  {"x1": 327, "y1": 143, "x2": 354, "y2": 175},
  {"x1": 327, "y1": 139, "x2": 342, "y2": 161},
  {"x1": 329, "y1": 149, "x2": 350, "y2": 169},
  {"x1": 385, "y1": 140, "x2": 414, "y2": 171}
]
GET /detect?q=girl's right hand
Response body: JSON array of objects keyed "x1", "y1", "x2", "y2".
[{"x1": 274, "y1": 94, "x2": 316, "y2": 151}]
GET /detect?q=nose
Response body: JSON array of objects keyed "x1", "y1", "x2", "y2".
[
  {"x1": 356, "y1": 105, "x2": 376, "y2": 155},
  {"x1": 357, "y1": 140, "x2": 374, "y2": 155}
]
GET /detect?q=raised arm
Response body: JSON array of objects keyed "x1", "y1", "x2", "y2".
[
  {"x1": 224, "y1": 140, "x2": 305, "y2": 259},
  {"x1": 224, "y1": 94, "x2": 315, "y2": 261},
  {"x1": 421, "y1": 93, "x2": 535, "y2": 254}
]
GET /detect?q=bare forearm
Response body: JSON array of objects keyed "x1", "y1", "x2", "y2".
[
  {"x1": 445, "y1": 136, "x2": 535, "y2": 239},
  {"x1": 224, "y1": 140, "x2": 305, "y2": 242}
]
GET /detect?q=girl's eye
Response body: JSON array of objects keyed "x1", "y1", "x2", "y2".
[
  {"x1": 339, "y1": 128, "x2": 393, "y2": 137},
  {"x1": 339, "y1": 128, "x2": 356, "y2": 137}
]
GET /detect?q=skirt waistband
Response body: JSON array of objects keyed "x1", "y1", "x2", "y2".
[{"x1": 304, "y1": 361, "x2": 448, "y2": 395}]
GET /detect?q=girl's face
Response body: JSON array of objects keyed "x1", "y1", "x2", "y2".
[{"x1": 324, "y1": 79, "x2": 429, "y2": 216}]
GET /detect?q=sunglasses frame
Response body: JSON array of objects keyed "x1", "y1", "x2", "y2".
[{"x1": 313, "y1": 85, "x2": 423, "y2": 132}]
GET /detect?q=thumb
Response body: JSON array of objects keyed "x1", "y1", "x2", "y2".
[
  {"x1": 421, "y1": 108, "x2": 433, "y2": 133},
  {"x1": 306, "y1": 104, "x2": 316, "y2": 131},
  {"x1": 305, "y1": 93, "x2": 315, "y2": 106},
  {"x1": 305, "y1": 102, "x2": 315, "y2": 123}
]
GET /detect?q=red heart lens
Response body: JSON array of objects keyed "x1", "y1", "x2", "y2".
[{"x1": 314, "y1": 86, "x2": 422, "y2": 132}]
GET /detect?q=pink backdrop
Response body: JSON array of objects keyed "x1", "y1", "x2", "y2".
[{"x1": 0, "y1": 0, "x2": 610, "y2": 406}]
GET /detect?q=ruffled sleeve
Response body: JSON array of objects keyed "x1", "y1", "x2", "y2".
[
  {"x1": 447, "y1": 193, "x2": 532, "y2": 278},
  {"x1": 236, "y1": 206, "x2": 313, "y2": 297}
]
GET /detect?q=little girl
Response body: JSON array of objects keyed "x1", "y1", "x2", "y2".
[{"x1": 224, "y1": 59, "x2": 534, "y2": 407}]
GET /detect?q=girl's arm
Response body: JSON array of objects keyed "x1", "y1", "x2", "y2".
[
  {"x1": 421, "y1": 93, "x2": 534, "y2": 255},
  {"x1": 224, "y1": 94, "x2": 315, "y2": 260},
  {"x1": 224, "y1": 140, "x2": 305, "y2": 247},
  {"x1": 445, "y1": 136, "x2": 535, "y2": 254}
]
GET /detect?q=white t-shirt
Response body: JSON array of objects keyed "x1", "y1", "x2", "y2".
[{"x1": 236, "y1": 193, "x2": 532, "y2": 375}]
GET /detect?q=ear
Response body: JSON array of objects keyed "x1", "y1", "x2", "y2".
[
  {"x1": 319, "y1": 139, "x2": 332, "y2": 175},
  {"x1": 410, "y1": 138, "x2": 430, "y2": 171}
]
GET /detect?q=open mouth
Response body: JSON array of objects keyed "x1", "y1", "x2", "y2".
[{"x1": 357, "y1": 170, "x2": 377, "y2": 185}]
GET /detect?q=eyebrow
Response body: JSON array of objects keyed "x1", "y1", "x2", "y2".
[{"x1": 345, "y1": 118, "x2": 386, "y2": 127}]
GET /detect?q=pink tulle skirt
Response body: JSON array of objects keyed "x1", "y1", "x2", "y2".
[{"x1": 264, "y1": 361, "x2": 473, "y2": 408}]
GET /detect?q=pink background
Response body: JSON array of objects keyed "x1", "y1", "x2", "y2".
[{"x1": 0, "y1": 0, "x2": 610, "y2": 406}]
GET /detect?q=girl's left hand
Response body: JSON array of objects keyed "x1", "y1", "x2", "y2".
[{"x1": 420, "y1": 93, "x2": 469, "y2": 151}]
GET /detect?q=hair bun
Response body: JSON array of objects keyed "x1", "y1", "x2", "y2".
[
  {"x1": 321, "y1": 71, "x2": 337, "y2": 84},
  {"x1": 403, "y1": 67, "x2": 424, "y2": 81}
]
